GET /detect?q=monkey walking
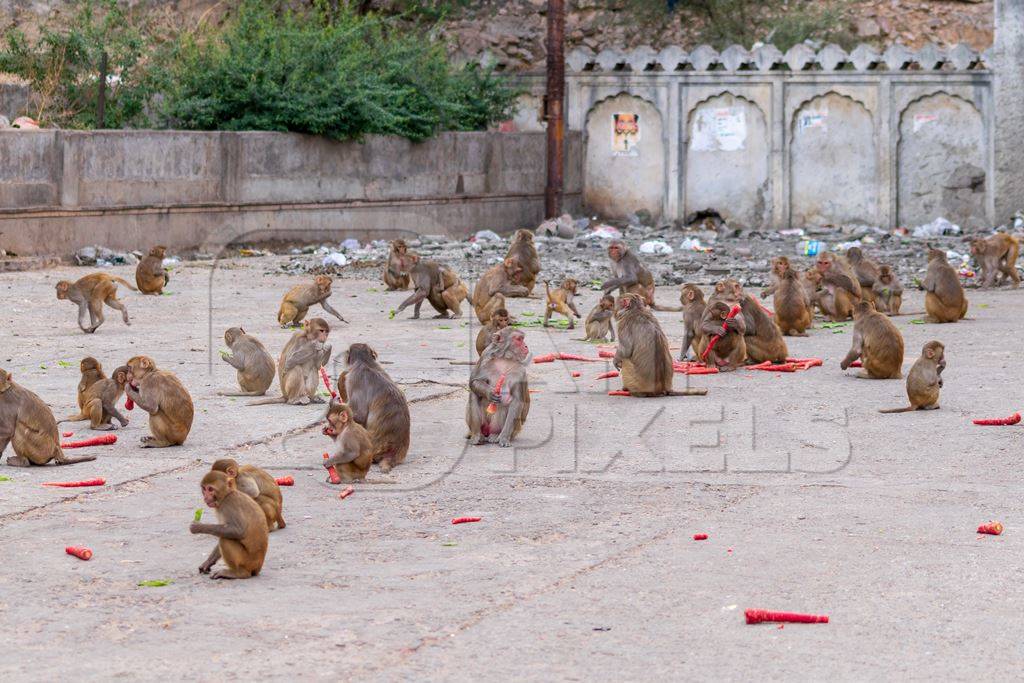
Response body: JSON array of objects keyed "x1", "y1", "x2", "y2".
[
  {"x1": 56, "y1": 273, "x2": 136, "y2": 333},
  {"x1": 879, "y1": 341, "x2": 945, "y2": 413},
  {"x1": 543, "y1": 279, "x2": 582, "y2": 329}
]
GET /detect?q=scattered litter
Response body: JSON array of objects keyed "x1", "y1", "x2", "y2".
[
  {"x1": 679, "y1": 237, "x2": 711, "y2": 252},
  {"x1": 12, "y1": 116, "x2": 40, "y2": 129},
  {"x1": 322, "y1": 252, "x2": 348, "y2": 267},
  {"x1": 912, "y1": 217, "x2": 961, "y2": 237},
  {"x1": 799, "y1": 240, "x2": 827, "y2": 256},
  {"x1": 474, "y1": 230, "x2": 502, "y2": 242},
  {"x1": 778, "y1": 229, "x2": 805, "y2": 237},
  {"x1": 339, "y1": 238, "x2": 361, "y2": 251},
  {"x1": 585, "y1": 224, "x2": 623, "y2": 241},
  {"x1": 972, "y1": 412, "x2": 1021, "y2": 426},
  {"x1": 452, "y1": 517, "x2": 481, "y2": 525},
  {"x1": 66, "y1": 546, "x2": 93, "y2": 561},
  {"x1": 833, "y1": 240, "x2": 862, "y2": 251},
  {"x1": 74, "y1": 246, "x2": 138, "y2": 266},
  {"x1": 536, "y1": 214, "x2": 577, "y2": 239},
  {"x1": 745, "y1": 609, "x2": 829, "y2": 625},
  {"x1": 43, "y1": 478, "x2": 105, "y2": 488},
  {"x1": 977, "y1": 521, "x2": 1004, "y2": 535},
  {"x1": 640, "y1": 240, "x2": 674, "y2": 255}
]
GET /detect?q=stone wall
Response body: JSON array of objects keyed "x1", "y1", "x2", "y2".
[{"x1": 0, "y1": 130, "x2": 582, "y2": 256}]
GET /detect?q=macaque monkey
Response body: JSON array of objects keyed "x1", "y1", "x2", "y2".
[
  {"x1": 472, "y1": 257, "x2": 529, "y2": 324},
  {"x1": 583, "y1": 295, "x2": 616, "y2": 343},
  {"x1": 813, "y1": 253, "x2": 859, "y2": 321},
  {"x1": 845, "y1": 247, "x2": 880, "y2": 305},
  {"x1": 336, "y1": 343, "x2": 411, "y2": 473},
  {"x1": 75, "y1": 357, "x2": 106, "y2": 412},
  {"x1": 218, "y1": 327, "x2": 275, "y2": 396},
  {"x1": 760, "y1": 256, "x2": 792, "y2": 300},
  {"x1": 322, "y1": 402, "x2": 373, "y2": 481},
  {"x1": 803, "y1": 268, "x2": 826, "y2": 315},
  {"x1": 879, "y1": 341, "x2": 945, "y2": 413},
  {"x1": 923, "y1": 246, "x2": 968, "y2": 323},
  {"x1": 731, "y1": 281, "x2": 788, "y2": 364},
  {"x1": 211, "y1": 458, "x2": 285, "y2": 531},
  {"x1": 543, "y1": 278, "x2": 582, "y2": 329},
  {"x1": 250, "y1": 318, "x2": 332, "y2": 406},
  {"x1": 700, "y1": 300, "x2": 746, "y2": 371},
  {"x1": 190, "y1": 470, "x2": 268, "y2": 579},
  {"x1": 819, "y1": 251, "x2": 862, "y2": 299},
  {"x1": 0, "y1": 369, "x2": 96, "y2": 466},
  {"x1": 773, "y1": 268, "x2": 812, "y2": 336},
  {"x1": 466, "y1": 328, "x2": 531, "y2": 447},
  {"x1": 124, "y1": 356, "x2": 194, "y2": 447},
  {"x1": 505, "y1": 229, "x2": 542, "y2": 295},
  {"x1": 395, "y1": 254, "x2": 467, "y2": 319},
  {"x1": 61, "y1": 365, "x2": 130, "y2": 430},
  {"x1": 872, "y1": 264, "x2": 904, "y2": 315},
  {"x1": 970, "y1": 232, "x2": 1020, "y2": 288},
  {"x1": 602, "y1": 240, "x2": 681, "y2": 311},
  {"x1": 840, "y1": 301, "x2": 904, "y2": 379},
  {"x1": 614, "y1": 293, "x2": 705, "y2": 397},
  {"x1": 477, "y1": 308, "x2": 511, "y2": 355},
  {"x1": 383, "y1": 239, "x2": 411, "y2": 290},
  {"x1": 136, "y1": 245, "x2": 169, "y2": 295},
  {"x1": 55, "y1": 273, "x2": 135, "y2": 333},
  {"x1": 678, "y1": 284, "x2": 706, "y2": 361},
  {"x1": 278, "y1": 275, "x2": 347, "y2": 327}
]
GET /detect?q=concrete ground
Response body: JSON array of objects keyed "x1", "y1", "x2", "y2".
[{"x1": 1, "y1": 256, "x2": 1022, "y2": 681}]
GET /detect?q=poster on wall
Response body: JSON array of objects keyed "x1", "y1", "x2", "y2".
[
  {"x1": 913, "y1": 113, "x2": 939, "y2": 133},
  {"x1": 691, "y1": 106, "x2": 747, "y2": 152},
  {"x1": 612, "y1": 113, "x2": 640, "y2": 156},
  {"x1": 798, "y1": 109, "x2": 828, "y2": 132}
]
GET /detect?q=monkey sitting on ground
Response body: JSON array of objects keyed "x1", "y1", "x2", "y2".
[
  {"x1": 477, "y1": 308, "x2": 511, "y2": 356},
  {"x1": 923, "y1": 246, "x2": 968, "y2": 323},
  {"x1": 466, "y1": 328, "x2": 531, "y2": 447},
  {"x1": 614, "y1": 293, "x2": 706, "y2": 397},
  {"x1": 813, "y1": 252, "x2": 860, "y2": 321},
  {"x1": 583, "y1": 295, "x2": 616, "y2": 343},
  {"x1": 74, "y1": 357, "x2": 106, "y2": 413},
  {"x1": 602, "y1": 240, "x2": 681, "y2": 311},
  {"x1": 872, "y1": 264, "x2": 903, "y2": 315},
  {"x1": 472, "y1": 257, "x2": 529, "y2": 324},
  {"x1": 250, "y1": 318, "x2": 332, "y2": 406},
  {"x1": 0, "y1": 369, "x2": 97, "y2": 466},
  {"x1": 773, "y1": 268, "x2": 812, "y2": 336},
  {"x1": 505, "y1": 229, "x2": 542, "y2": 296},
  {"x1": 190, "y1": 470, "x2": 268, "y2": 579},
  {"x1": 678, "y1": 284, "x2": 706, "y2": 361},
  {"x1": 543, "y1": 278, "x2": 582, "y2": 329},
  {"x1": 728, "y1": 281, "x2": 788, "y2": 364},
  {"x1": 845, "y1": 247, "x2": 880, "y2": 305},
  {"x1": 760, "y1": 256, "x2": 792, "y2": 300},
  {"x1": 56, "y1": 273, "x2": 136, "y2": 333},
  {"x1": 700, "y1": 300, "x2": 746, "y2": 371},
  {"x1": 125, "y1": 356, "x2": 194, "y2": 447},
  {"x1": 336, "y1": 343, "x2": 411, "y2": 473},
  {"x1": 61, "y1": 365, "x2": 130, "y2": 431},
  {"x1": 970, "y1": 232, "x2": 1020, "y2": 288},
  {"x1": 218, "y1": 327, "x2": 275, "y2": 397},
  {"x1": 395, "y1": 255, "x2": 468, "y2": 319},
  {"x1": 840, "y1": 301, "x2": 905, "y2": 379},
  {"x1": 211, "y1": 458, "x2": 285, "y2": 531},
  {"x1": 322, "y1": 402, "x2": 373, "y2": 481},
  {"x1": 879, "y1": 341, "x2": 945, "y2": 413},
  {"x1": 383, "y1": 239, "x2": 411, "y2": 291},
  {"x1": 136, "y1": 245, "x2": 169, "y2": 295},
  {"x1": 278, "y1": 275, "x2": 347, "y2": 327}
]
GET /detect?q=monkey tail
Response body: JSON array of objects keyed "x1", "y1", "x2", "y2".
[
  {"x1": 878, "y1": 406, "x2": 915, "y2": 414},
  {"x1": 650, "y1": 303, "x2": 684, "y2": 312},
  {"x1": 666, "y1": 388, "x2": 709, "y2": 397},
  {"x1": 55, "y1": 453, "x2": 98, "y2": 465},
  {"x1": 245, "y1": 396, "x2": 287, "y2": 406},
  {"x1": 218, "y1": 390, "x2": 269, "y2": 397},
  {"x1": 111, "y1": 276, "x2": 138, "y2": 291}
]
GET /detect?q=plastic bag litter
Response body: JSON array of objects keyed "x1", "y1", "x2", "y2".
[
  {"x1": 162, "y1": 257, "x2": 180, "y2": 267},
  {"x1": 339, "y1": 238, "x2": 360, "y2": 251},
  {"x1": 474, "y1": 230, "x2": 502, "y2": 242},
  {"x1": 679, "y1": 237, "x2": 710, "y2": 252},
  {"x1": 1014, "y1": 211, "x2": 1024, "y2": 231},
  {"x1": 912, "y1": 217, "x2": 961, "y2": 237},
  {"x1": 585, "y1": 224, "x2": 623, "y2": 240},
  {"x1": 778, "y1": 228, "x2": 805, "y2": 237},
  {"x1": 640, "y1": 240, "x2": 674, "y2": 255},
  {"x1": 833, "y1": 240, "x2": 862, "y2": 251},
  {"x1": 322, "y1": 252, "x2": 349, "y2": 267}
]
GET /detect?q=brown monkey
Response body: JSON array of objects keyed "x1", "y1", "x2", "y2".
[
  {"x1": 678, "y1": 284, "x2": 707, "y2": 361},
  {"x1": 278, "y1": 275, "x2": 347, "y2": 327},
  {"x1": 472, "y1": 257, "x2": 529, "y2": 324},
  {"x1": 218, "y1": 327, "x2": 275, "y2": 397},
  {"x1": 700, "y1": 300, "x2": 746, "y2": 371},
  {"x1": 803, "y1": 268, "x2": 826, "y2": 315},
  {"x1": 845, "y1": 247, "x2": 880, "y2": 305},
  {"x1": 383, "y1": 239, "x2": 411, "y2": 291},
  {"x1": 614, "y1": 293, "x2": 705, "y2": 397},
  {"x1": 971, "y1": 233, "x2": 1020, "y2": 288},
  {"x1": 879, "y1": 341, "x2": 945, "y2": 413},
  {"x1": 136, "y1": 245, "x2": 169, "y2": 295},
  {"x1": 584, "y1": 295, "x2": 617, "y2": 343},
  {"x1": 924, "y1": 246, "x2": 968, "y2": 323},
  {"x1": 813, "y1": 253, "x2": 859, "y2": 321},
  {"x1": 818, "y1": 251, "x2": 862, "y2": 300},
  {"x1": 322, "y1": 402, "x2": 373, "y2": 481},
  {"x1": 74, "y1": 357, "x2": 106, "y2": 413},
  {"x1": 124, "y1": 356, "x2": 194, "y2": 447},
  {"x1": 477, "y1": 308, "x2": 511, "y2": 356},
  {"x1": 602, "y1": 240, "x2": 681, "y2": 311},
  {"x1": 466, "y1": 327, "x2": 531, "y2": 446},
  {"x1": 55, "y1": 273, "x2": 135, "y2": 333},
  {"x1": 190, "y1": 470, "x2": 268, "y2": 579},
  {"x1": 336, "y1": 343, "x2": 410, "y2": 473},
  {"x1": 0, "y1": 370, "x2": 96, "y2": 466},
  {"x1": 840, "y1": 301, "x2": 904, "y2": 379},
  {"x1": 760, "y1": 256, "x2": 792, "y2": 300},
  {"x1": 543, "y1": 278, "x2": 582, "y2": 329},
  {"x1": 249, "y1": 318, "x2": 332, "y2": 406},
  {"x1": 773, "y1": 268, "x2": 813, "y2": 336},
  {"x1": 731, "y1": 281, "x2": 788, "y2": 364},
  {"x1": 505, "y1": 229, "x2": 541, "y2": 296},
  {"x1": 210, "y1": 458, "x2": 285, "y2": 531},
  {"x1": 61, "y1": 365, "x2": 130, "y2": 430},
  {"x1": 395, "y1": 254, "x2": 467, "y2": 319},
  {"x1": 872, "y1": 264, "x2": 904, "y2": 315}
]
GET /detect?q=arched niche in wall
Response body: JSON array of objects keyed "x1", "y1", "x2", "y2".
[
  {"x1": 685, "y1": 92, "x2": 770, "y2": 228},
  {"x1": 583, "y1": 93, "x2": 665, "y2": 220},
  {"x1": 897, "y1": 93, "x2": 986, "y2": 230},
  {"x1": 789, "y1": 92, "x2": 878, "y2": 227}
]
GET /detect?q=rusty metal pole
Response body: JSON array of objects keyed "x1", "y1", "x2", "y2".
[
  {"x1": 97, "y1": 51, "x2": 107, "y2": 129},
  {"x1": 544, "y1": 0, "x2": 565, "y2": 219}
]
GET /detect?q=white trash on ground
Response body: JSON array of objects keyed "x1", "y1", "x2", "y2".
[
  {"x1": 322, "y1": 252, "x2": 348, "y2": 267},
  {"x1": 473, "y1": 229, "x2": 502, "y2": 242},
  {"x1": 585, "y1": 224, "x2": 623, "y2": 240},
  {"x1": 833, "y1": 240, "x2": 862, "y2": 251},
  {"x1": 912, "y1": 217, "x2": 961, "y2": 237},
  {"x1": 639, "y1": 240, "x2": 674, "y2": 255}
]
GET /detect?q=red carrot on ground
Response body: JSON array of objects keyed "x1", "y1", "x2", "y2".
[
  {"x1": 61, "y1": 434, "x2": 117, "y2": 449},
  {"x1": 532, "y1": 353, "x2": 557, "y2": 364},
  {"x1": 745, "y1": 609, "x2": 829, "y2": 625},
  {"x1": 608, "y1": 390, "x2": 631, "y2": 396},
  {"x1": 275, "y1": 476, "x2": 294, "y2": 486},
  {"x1": 972, "y1": 412, "x2": 1021, "y2": 426},
  {"x1": 451, "y1": 517, "x2": 481, "y2": 525},
  {"x1": 65, "y1": 546, "x2": 93, "y2": 561},
  {"x1": 571, "y1": 371, "x2": 581, "y2": 378},
  {"x1": 595, "y1": 370, "x2": 620, "y2": 379},
  {"x1": 43, "y1": 478, "x2": 106, "y2": 488},
  {"x1": 598, "y1": 349, "x2": 616, "y2": 359},
  {"x1": 693, "y1": 533, "x2": 708, "y2": 541},
  {"x1": 977, "y1": 521, "x2": 1004, "y2": 535},
  {"x1": 323, "y1": 453, "x2": 341, "y2": 485},
  {"x1": 338, "y1": 486, "x2": 354, "y2": 500},
  {"x1": 62, "y1": 431, "x2": 74, "y2": 438}
]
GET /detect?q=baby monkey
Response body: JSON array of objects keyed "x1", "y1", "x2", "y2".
[
  {"x1": 583, "y1": 294, "x2": 616, "y2": 342},
  {"x1": 879, "y1": 341, "x2": 945, "y2": 413},
  {"x1": 699, "y1": 300, "x2": 746, "y2": 370},
  {"x1": 543, "y1": 279, "x2": 582, "y2": 329},
  {"x1": 476, "y1": 308, "x2": 511, "y2": 356}
]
